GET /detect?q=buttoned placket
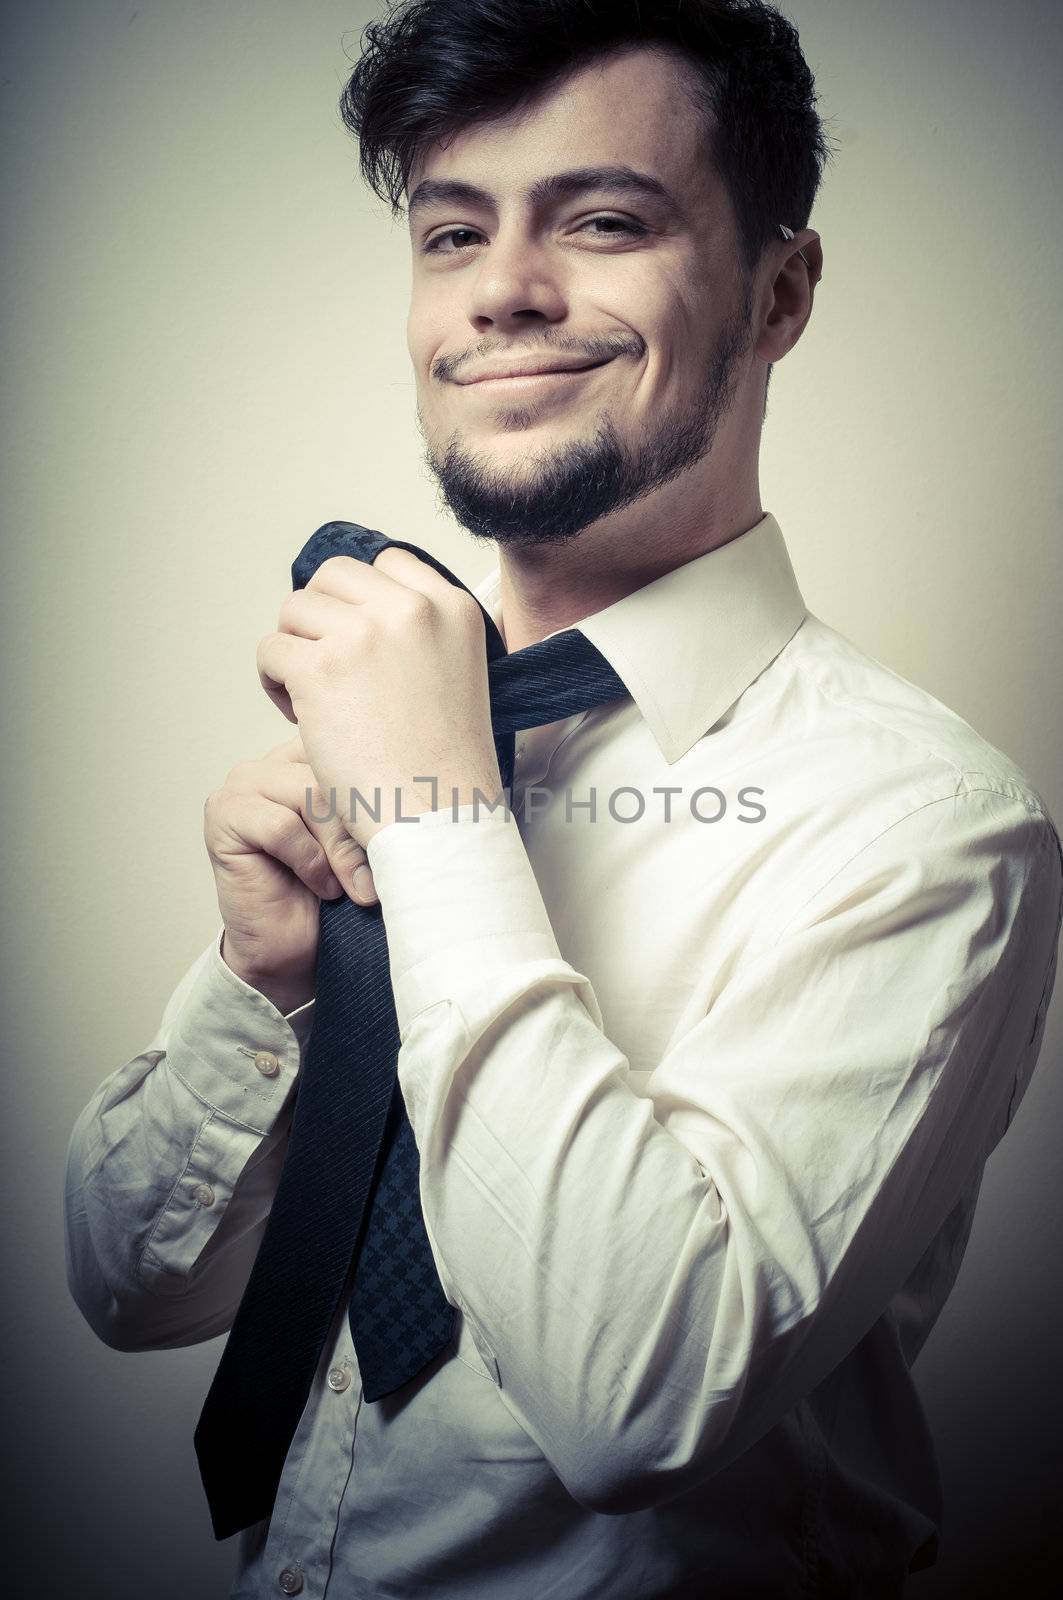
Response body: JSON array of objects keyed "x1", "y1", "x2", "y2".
[{"x1": 250, "y1": 1289, "x2": 364, "y2": 1600}]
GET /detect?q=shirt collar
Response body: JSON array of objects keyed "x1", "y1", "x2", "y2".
[{"x1": 472, "y1": 511, "x2": 808, "y2": 765}]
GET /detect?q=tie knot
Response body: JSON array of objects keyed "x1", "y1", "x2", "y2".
[{"x1": 487, "y1": 629, "x2": 628, "y2": 736}]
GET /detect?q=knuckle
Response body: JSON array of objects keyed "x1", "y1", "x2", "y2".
[
  {"x1": 306, "y1": 842, "x2": 332, "y2": 876},
  {"x1": 329, "y1": 834, "x2": 366, "y2": 867},
  {"x1": 302, "y1": 786, "x2": 337, "y2": 824},
  {"x1": 276, "y1": 592, "x2": 302, "y2": 630},
  {"x1": 270, "y1": 735, "x2": 304, "y2": 763},
  {"x1": 307, "y1": 555, "x2": 353, "y2": 590},
  {"x1": 452, "y1": 589, "x2": 484, "y2": 629},
  {"x1": 259, "y1": 809, "x2": 294, "y2": 853},
  {"x1": 314, "y1": 639, "x2": 350, "y2": 679},
  {"x1": 398, "y1": 589, "x2": 433, "y2": 623}
]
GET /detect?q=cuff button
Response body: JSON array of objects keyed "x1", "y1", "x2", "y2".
[{"x1": 254, "y1": 1049, "x2": 281, "y2": 1077}]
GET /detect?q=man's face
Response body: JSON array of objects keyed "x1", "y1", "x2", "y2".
[{"x1": 405, "y1": 43, "x2": 757, "y2": 547}]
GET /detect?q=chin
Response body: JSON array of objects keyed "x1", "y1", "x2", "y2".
[
  {"x1": 459, "y1": 416, "x2": 597, "y2": 455},
  {"x1": 476, "y1": 430, "x2": 562, "y2": 457}
]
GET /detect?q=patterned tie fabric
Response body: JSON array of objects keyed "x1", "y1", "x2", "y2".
[{"x1": 193, "y1": 521, "x2": 630, "y2": 1541}]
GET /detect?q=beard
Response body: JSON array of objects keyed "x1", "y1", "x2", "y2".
[{"x1": 420, "y1": 280, "x2": 755, "y2": 548}]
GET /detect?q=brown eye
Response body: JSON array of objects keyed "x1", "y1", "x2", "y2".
[
  {"x1": 424, "y1": 228, "x2": 484, "y2": 254},
  {"x1": 580, "y1": 216, "x2": 648, "y2": 239}
]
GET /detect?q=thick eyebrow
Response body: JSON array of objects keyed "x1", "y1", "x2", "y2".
[{"x1": 406, "y1": 164, "x2": 681, "y2": 226}]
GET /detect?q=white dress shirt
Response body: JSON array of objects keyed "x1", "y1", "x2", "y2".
[{"x1": 65, "y1": 511, "x2": 1063, "y2": 1599}]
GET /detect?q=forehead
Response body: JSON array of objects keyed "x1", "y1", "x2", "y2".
[{"x1": 406, "y1": 43, "x2": 722, "y2": 215}]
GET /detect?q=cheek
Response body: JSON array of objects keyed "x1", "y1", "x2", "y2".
[
  {"x1": 625, "y1": 310, "x2": 701, "y2": 416},
  {"x1": 406, "y1": 297, "x2": 449, "y2": 386},
  {"x1": 645, "y1": 266, "x2": 705, "y2": 381},
  {"x1": 586, "y1": 261, "x2": 704, "y2": 406}
]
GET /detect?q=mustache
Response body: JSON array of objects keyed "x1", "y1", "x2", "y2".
[{"x1": 432, "y1": 332, "x2": 644, "y2": 384}]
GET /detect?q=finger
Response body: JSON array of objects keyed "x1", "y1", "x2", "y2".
[
  {"x1": 306, "y1": 547, "x2": 454, "y2": 608},
  {"x1": 277, "y1": 588, "x2": 365, "y2": 640},
  {"x1": 373, "y1": 547, "x2": 484, "y2": 631},
  {"x1": 256, "y1": 631, "x2": 309, "y2": 721},
  {"x1": 370, "y1": 545, "x2": 457, "y2": 603},
  {"x1": 256, "y1": 762, "x2": 378, "y2": 903},
  {"x1": 264, "y1": 734, "x2": 307, "y2": 762},
  {"x1": 302, "y1": 553, "x2": 375, "y2": 603},
  {"x1": 214, "y1": 793, "x2": 348, "y2": 901}
]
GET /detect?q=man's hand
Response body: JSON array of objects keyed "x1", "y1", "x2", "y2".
[
  {"x1": 204, "y1": 734, "x2": 377, "y2": 1014},
  {"x1": 255, "y1": 547, "x2": 505, "y2": 849}
]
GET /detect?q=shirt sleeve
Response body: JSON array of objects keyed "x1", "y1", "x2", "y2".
[
  {"x1": 364, "y1": 789, "x2": 1063, "y2": 1514},
  {"x1": 63, "y1": 924, "x2": 316, "y2": 1352}
]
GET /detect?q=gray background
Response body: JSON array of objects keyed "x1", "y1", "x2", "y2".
[{"x1": 3, "y1": 1, "x2": 1061, "y2": 1595}]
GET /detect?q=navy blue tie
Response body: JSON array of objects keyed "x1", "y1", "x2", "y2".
[{"x1": 193, "y1": 521, "x2": 629, "y2": 1540}]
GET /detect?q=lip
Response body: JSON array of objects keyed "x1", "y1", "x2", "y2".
[{"x1": 459, "y1": 357, "x2": 612, "y2": 386}]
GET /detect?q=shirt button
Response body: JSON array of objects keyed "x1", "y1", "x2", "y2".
[
  {"x1": 192, "y1": 1182, "x2": 215, "y2": 1207},
  {"x1": 254, "y1": 1050, "x2": 281, "y2": 1077},
  {"x1": 327, "y1": 1366, "x2": 351, "y2": 1392},
  {"x1": 277, "y1": 1569, "x2": 303, "y2": 1595}
]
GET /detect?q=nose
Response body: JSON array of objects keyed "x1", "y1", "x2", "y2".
[{"x1": 464, "y1": 224, "x2": 568, "y2": 333}]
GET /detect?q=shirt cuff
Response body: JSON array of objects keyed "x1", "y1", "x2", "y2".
[
  {"x1": 162, "y1": 925, "x2": 311, "y2": 1136},
  {"x1": 211, "y1": 926, "x2": 318, "y2": 1049},
  {"x1": 365, "y1": 802, "x2": 592, "y2": 1039}
]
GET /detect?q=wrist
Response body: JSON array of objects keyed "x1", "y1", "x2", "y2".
[
  {"x1": 220, "y1": 932, "x2": 315, "y2": 1014},
  {"x1": 357, "y1": 768, "x2": 507, "y2": 848}
]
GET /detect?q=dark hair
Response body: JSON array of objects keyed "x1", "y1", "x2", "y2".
[{"x1": 339, "y1": 0, "x2": 833, "y2": 276}]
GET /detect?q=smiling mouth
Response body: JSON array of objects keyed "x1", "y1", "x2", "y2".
[{"x1": 461, "y1": 360, "x2": 612, "y2": 389}]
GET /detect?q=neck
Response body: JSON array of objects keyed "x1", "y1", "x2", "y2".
[{"x1": 495, "y1": 476, "x2": 764, "y2": 654}]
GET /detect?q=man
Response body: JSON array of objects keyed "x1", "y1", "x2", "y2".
[{"x1": 64, "y1": 2, "x2": 1062, "y2": 1596}]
